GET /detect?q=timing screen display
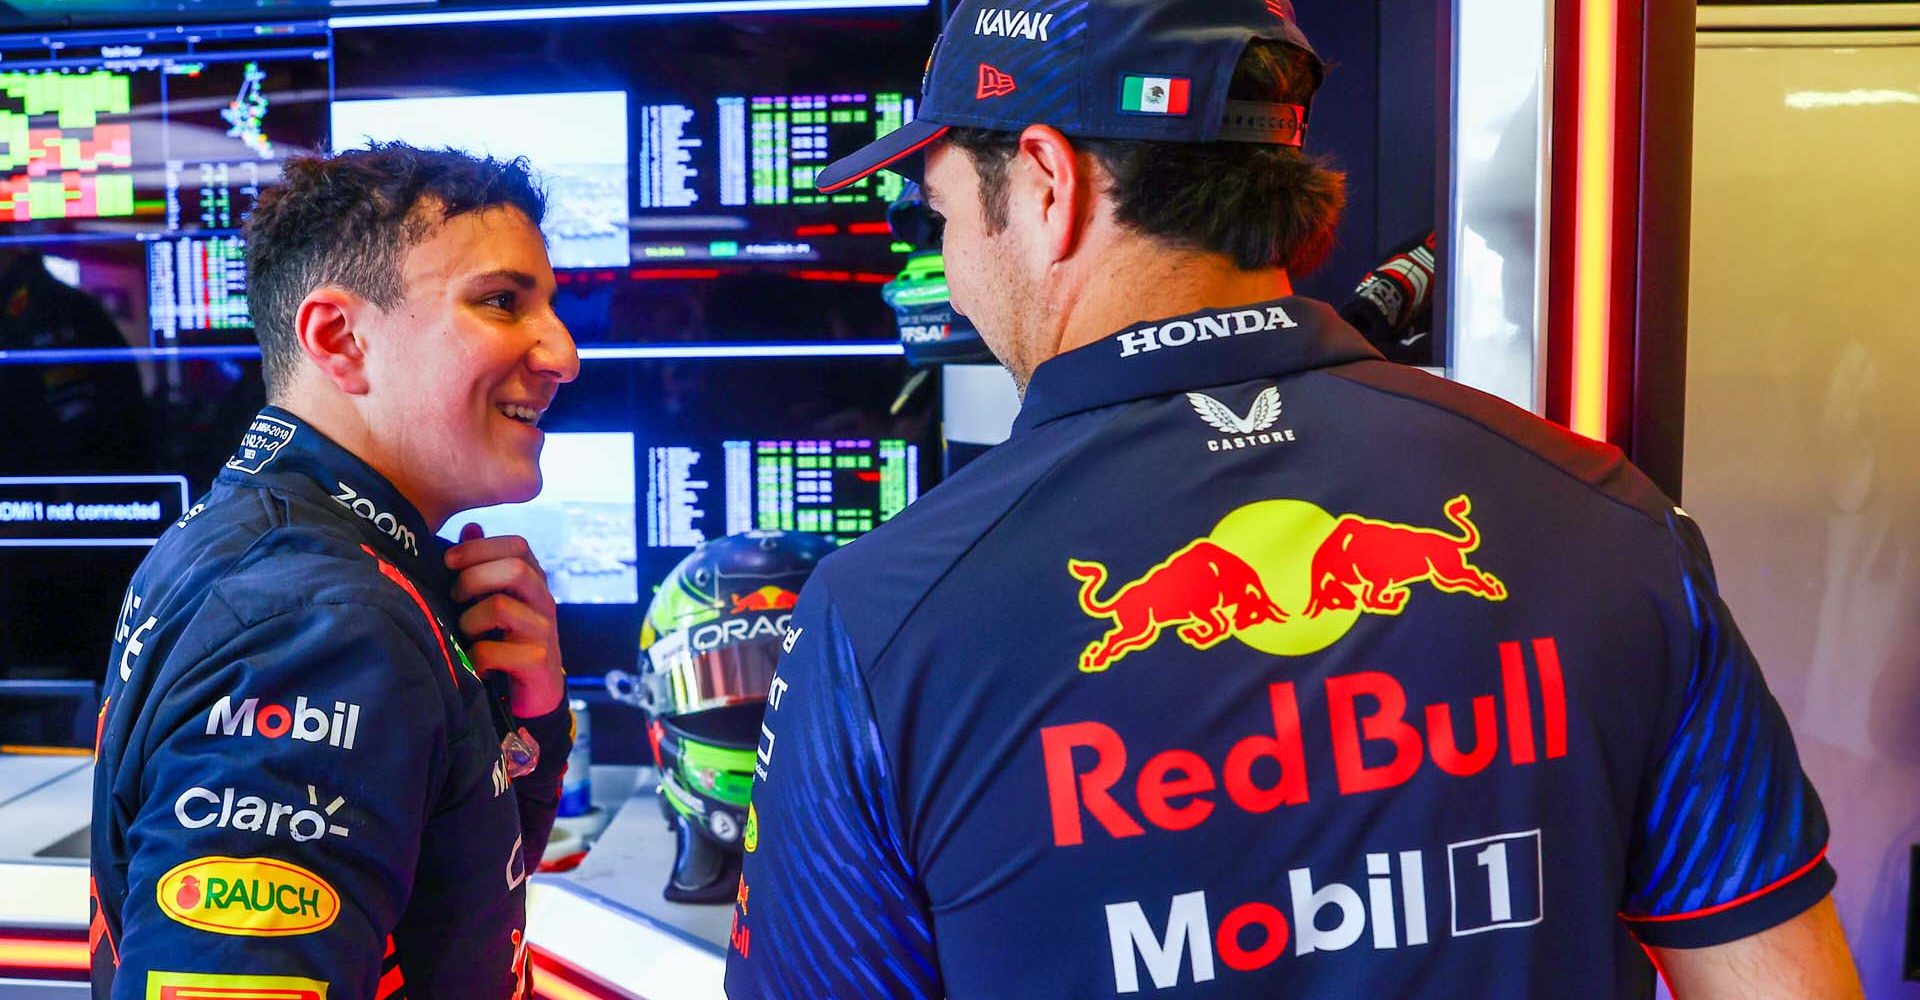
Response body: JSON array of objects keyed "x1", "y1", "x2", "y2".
[
  {"x1": 642, "y1": 90, "x2": 915, "y2": 211},
  {"x1": 0, "y1": 8, "x2": 936, "y2": 356},
  {"x1": 0, "y1": 22, "x2": 331, "y2": 349},
  {"x1": 648, "y1": 437, "x2": 918, "y2": 549}
]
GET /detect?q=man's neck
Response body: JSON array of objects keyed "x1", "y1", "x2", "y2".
[
  {"x1": 1051, "y1": 248, "x2": 1293, "y2": 360},
  {"x1": 266, "y1": 390, "x2": 450, "y2": 531}
]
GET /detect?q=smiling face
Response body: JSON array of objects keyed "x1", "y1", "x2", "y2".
[{"x1": 355, "y1": 203, "x2": 579, "y2": 524}]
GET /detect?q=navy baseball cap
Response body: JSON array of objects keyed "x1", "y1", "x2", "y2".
[{"x1": 815, "y1": 0, "x2": 1322, "y2": 194}]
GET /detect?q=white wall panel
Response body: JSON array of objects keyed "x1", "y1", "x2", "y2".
[{"x1": 1689, "y1": 14, "x2": 1920, "y2": 995}]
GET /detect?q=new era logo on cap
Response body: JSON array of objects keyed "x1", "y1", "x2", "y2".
[
  {"x1": 977, "y1": 63, "x2": 1018, "y2": 99},
  {"x1": 1265, "y1": 0, "x2": 1289, "y2": 17},
  {"x1": 1121, "y1": 75, "x2": 1190, "y2": 116}
]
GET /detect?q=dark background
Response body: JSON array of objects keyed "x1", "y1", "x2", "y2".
[{"x1": 0, "y1": 0, "x2": 1440, "y2": 748}]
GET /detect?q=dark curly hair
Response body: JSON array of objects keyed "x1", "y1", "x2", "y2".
[
  {"x1": 243, "y1": 142, "x2": 547, "y2": 397},
  {"x1": 943, "y1": 40, "x2": 1345, "y2": 275}
]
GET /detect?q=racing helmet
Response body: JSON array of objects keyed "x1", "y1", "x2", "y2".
[
  {"x1": 636, "y1": 530, "x2": 836, "y2": 903},
  {"x1": 883, "y1": 182, "x2": 997, "y2": 368}
]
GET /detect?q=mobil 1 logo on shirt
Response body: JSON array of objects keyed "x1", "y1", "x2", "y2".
[
  {"x1": 1446, "y1": 829, "x2": 1544, "y2": 935},
  {"x1": 1103, "y1": 827, "x2": 1548, "y2": 993}
]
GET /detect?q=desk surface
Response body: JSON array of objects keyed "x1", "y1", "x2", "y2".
[
  {"x1": 0, "y1": 753, "x2": 730, "y2": 998},
  {"x1": 0, "y1": 755, "x2": 91, "y2": 870},
  {"x1": 565, "y1": 768, "x2": 733, "y2": 954}
]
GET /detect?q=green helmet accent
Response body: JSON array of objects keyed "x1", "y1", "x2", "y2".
[
  {"x1": 639, "y1": 564, "x2": 725, "y2": 653},
  {"x1": 882, "y1": 250, "x2": 952, "y2": 309},
  {"x1": 639, "y1": 531, "x2": 838, "y2": 903},
  {"x1": 660, "y1": 736, "x2": 756, "y2": 816}
]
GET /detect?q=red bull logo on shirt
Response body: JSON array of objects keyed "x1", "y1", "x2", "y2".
[
  {"x1": 1300, "y1": 495, "x2": 1505, "y2": 617},
  {"x1": 1069, "y1": 542, "x2": 1286, "y2": 673},
  {"x1": 731, "y1": 874, "x2": 753, "y2": 958},
  {"x1": 1069, "y1": 495, "x2": 1506, "y2": 672},
  {"x1": 1042, "y1": 638, "x2": 1570, "y2": 847}
]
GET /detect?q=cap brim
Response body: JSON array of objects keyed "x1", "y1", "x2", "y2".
[{"x1": 815, "y1": 119, "x2": 951, "y2": 194}]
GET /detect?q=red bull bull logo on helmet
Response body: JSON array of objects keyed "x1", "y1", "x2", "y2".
[
  {"x1": 1069, "y1": 495, "x2": 1506, "y2": 671},
  {"x1": 731, "y1": 586, "x2": 800, "y2": 615}
]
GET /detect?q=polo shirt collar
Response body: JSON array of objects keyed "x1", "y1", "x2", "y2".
[{"x1": 1011, "y1": 296, "x2": 1380, "y2": 435}]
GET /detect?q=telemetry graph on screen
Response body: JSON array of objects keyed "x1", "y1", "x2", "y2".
[{"x1": 0, "y1": 71, "x2": 135, "y2": 221}]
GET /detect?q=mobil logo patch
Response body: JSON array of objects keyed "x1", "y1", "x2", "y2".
[
  {"x1": 1068, "y1": 495, "x2": 1507, "y2": 672},
  {"x1": 206, "y1": 694, "x2": 361, "y2": 750},
  {"x1": 156, "y1": 856, "x2": 340, "y2": 937}
]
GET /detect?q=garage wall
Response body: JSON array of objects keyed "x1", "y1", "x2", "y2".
[{"x1": 1687, "y1": 6, "x2": 1920, "y2": 995}]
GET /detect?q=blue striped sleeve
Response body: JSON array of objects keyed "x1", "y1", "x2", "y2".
[
  {"x1": 724, "y1": 578, "x2": 941, "y2": 999},
  {"x1": 1620, "y1": 510, "x2": 1833, "y2": 949}
]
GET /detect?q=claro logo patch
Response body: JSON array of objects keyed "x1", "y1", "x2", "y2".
[{"x1": 156, "y1": 856, "x2": 340, "y2": 937}]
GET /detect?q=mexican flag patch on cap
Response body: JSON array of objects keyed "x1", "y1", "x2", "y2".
[{"x1": 1121, "y1": 75, "x2": 1191, "y2": 115}]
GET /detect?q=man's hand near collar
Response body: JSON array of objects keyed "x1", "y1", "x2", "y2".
[{"x1": 447, "y1": 523, "x2": 566, "y2": 717}]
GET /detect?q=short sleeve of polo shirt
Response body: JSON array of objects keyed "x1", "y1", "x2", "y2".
[
  {"x1": 723, "y1": 578, "x2": 941, "y2": 1000},
  {"x1": 1618, "y1": 509, "x2": 1834, "y2": 948}
]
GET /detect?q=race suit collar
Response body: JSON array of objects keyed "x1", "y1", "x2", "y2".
[
  {"x1": 219, "y1": 406, "x2": 449, "y2": 581},
  {"x1": 1011, "y1": 296, "x2": 1381, "y2": 435}
]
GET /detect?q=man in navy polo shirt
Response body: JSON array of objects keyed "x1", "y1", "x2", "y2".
[{"x1": 726, "y1": 2, "x2": 1863, "y2": 998}]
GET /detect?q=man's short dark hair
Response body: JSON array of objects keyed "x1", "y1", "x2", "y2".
[
  {"x1": 244, "y1": 142, "x2": 547, "y2": 397},
  {"x1": 943, "y1": 40, "x2": 1345, "y2": 274}
]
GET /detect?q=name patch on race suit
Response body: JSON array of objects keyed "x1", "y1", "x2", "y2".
[{"x1": 225, "y1": 416, "x2": 298, "y2": 474}]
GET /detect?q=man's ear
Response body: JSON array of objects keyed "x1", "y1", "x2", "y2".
[
  {"x1": 1015, "y1": 124, "x2": 1090, "y2": 265},
  {"x1": 294, "y1": 288, "x2": 370, "y2": 395}
]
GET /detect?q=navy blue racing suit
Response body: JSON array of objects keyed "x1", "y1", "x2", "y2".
[
  {"x1": 90, "y1": 407, "x2": 572, "y2": 1000},
  {"x1": 726, "y1": 298, "x2": 1832, "y2": 999}
]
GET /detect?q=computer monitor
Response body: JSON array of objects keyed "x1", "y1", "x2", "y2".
[
  {"x1": 647, "y1": 437, "x2": 918, "y2": 548},
  {"x1": 332, "y1": 92, "x2": 633, "y2": 269},
  {"x1": 545, "y1": 351, "x2": 936, "y2": 674},
  {"x1": 441, "y1": 432, "x2": 641, "y2": 606},
  {"x1": 330, "y1": 9, "x2": 935, "y2": 346},
  {"x1": 0, "y1": 5, "x2": 938, "y2": 358},
  {"x1": 0, "y1": 4, "x2": 945, "y2": 695},
  {"x1": 0, "y1": 21, "x2": 332, "y2": 350}
]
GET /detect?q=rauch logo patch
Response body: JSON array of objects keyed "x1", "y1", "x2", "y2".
[{"x1": 156, "y1": 855, "x2": 340, "y2": 937}]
